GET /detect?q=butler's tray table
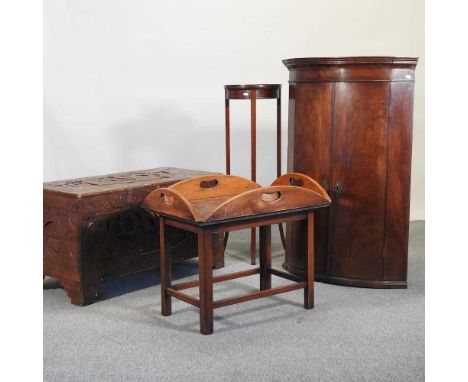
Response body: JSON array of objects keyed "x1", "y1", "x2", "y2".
[{"x1": 143, "y1": 172, "x2": 330, "y2": 334}]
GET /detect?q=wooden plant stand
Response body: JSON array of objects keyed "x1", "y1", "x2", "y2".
[
  {"x1": 224, "y1": 84, "x2": 284, "y2": 265},
  {"x1": 143, "y1": 173, "x2": 330, "y2": 334}
]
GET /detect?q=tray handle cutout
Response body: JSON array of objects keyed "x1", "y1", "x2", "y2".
[
  {"x1": 261, "y1": 191, "x2": 281, "y2": 202},
  {"x1": 160, "y1": 193, "x2": 174, "y2": 205},
  {"x1": 200, "y1": 179, "x2": 219, "y2": 189}
]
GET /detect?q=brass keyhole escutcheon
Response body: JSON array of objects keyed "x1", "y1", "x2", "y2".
[{"x1": 334, "y1": 181, "x2": 343, "y2": 198}]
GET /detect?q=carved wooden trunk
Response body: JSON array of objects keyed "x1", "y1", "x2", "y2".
[
  {"x1": 283, "y1": 57, "x2": 418, "y2": 288},
  {"x1": 43, "y1": 167, "x2": 223, "y2": 305}
]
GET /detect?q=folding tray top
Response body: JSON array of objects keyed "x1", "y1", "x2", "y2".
[{"x1": 142, "y1": 173, "x2": 331, "y2": 225}]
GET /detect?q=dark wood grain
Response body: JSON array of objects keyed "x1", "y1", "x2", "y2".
[
  {"x1": 171, "y1": 268, "x2": 260, "y2": 290},
  {"x1": 213, "y1": 282, "x2": 306, "y2": 309},
  {"x1": 277, "y1": 89, "x2": 282, "y2": 177},
  {"x1": 328, "y1": 82, "x2": 389, "y2": 280},
  {"x1": 268, "y1": 268, "x2": 303, "y2": 283},
  {"x1": 304, "y1": 212, "x2": 314, "y2": 309},
  {"x1": 225, "y1": 98, "x2": 231, "y2": 175},
  {"x1": 43, "y1": 167, "x2": 224, "y2": 306},
  {"x1": 251, "y1": 90, "x2": 257, "y2": 182},
  {"x1": 250, "y1": 90, "x2": 258, "y2": 266},
  {"x1": 383, "y1": 81, "x2": 414, "y2": 281},
  {"x1": 284, "y1": 83, "x2": 333, "y2": 277},
  {"x1": 224, "y1": 84, "x2": 280, "y2": 100},
  {"x1": 165, "y1": 210, "x2": 309, "y2": 232},
  {"x1": 259, "y1": 225, "x2": 272, "y2": 290},
  {"x1": 166, "y1": 288, "x2": 199, "y2": 308},
  {"x1": 283, "y1": 56, "x2": 418, "y2": 288},
  {"x1": 159, "y1": 217, "x2": 171, "y2": 316},
  {"x1": 199, "y1": 229, "x2": 214, "y2": 335}
]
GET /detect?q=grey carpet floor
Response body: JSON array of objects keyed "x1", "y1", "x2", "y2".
[{"x1": 43, "y1": 221, "x2": 424, "y2": 382}]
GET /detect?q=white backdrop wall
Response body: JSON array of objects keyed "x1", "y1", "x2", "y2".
[{"x1": 44, "y1": 0, "x2": 424, "y2": 220}]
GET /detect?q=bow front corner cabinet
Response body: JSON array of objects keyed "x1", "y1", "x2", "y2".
[{"x1": 283, "y1": 56, "x2": 418, "y2": 288}]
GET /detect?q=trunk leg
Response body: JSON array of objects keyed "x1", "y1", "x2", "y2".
[{"x1": 160, "y1": 217, "x2": 172, "y2": 316}]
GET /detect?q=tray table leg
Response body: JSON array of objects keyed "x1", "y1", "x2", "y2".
[
  {"x1": 276, "y1": 88, "x2": 281, "y2": 178},
  {"x1": 199, "y1": 229, "x2": 214, "y2": 335},
  {"x1": 212, "y1": 231, "x2": 225, "y2": 269},
  {"x1": 250, "y1": 228, "x2": 256, "y2": 265},
  {"x1": 304, "y1": 213, "x2": 315, "y2": 309},
  {"x1": 159, "y1": 217, "x2": 172, "y2": 316},
  {"x1": 259, "y1": 225, "x2": 272, "y2": 290},
  {"x1": 278, "y1": 223, "x2": 286, "y2": 249}
]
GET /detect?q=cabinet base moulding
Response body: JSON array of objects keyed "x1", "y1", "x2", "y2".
[{"x1": 282, "y1": 262, "x2": 408, "y2": 289}]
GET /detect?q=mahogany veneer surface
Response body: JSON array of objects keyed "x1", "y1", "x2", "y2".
[{"x1": 283, "y1": 56, "x2": 418, "y2": 288}]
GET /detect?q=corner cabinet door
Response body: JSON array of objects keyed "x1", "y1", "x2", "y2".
[
  {"x1": 286, "y1": 82, "x2": 333, "y2": 276},
  {"x1": 328, "y1": 82, "x2": 390, "y2": 281}
]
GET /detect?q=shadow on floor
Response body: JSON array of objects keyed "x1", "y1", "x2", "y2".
[{"x1": 43, "y1": 261, "x2": 200, "y2": 302}]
